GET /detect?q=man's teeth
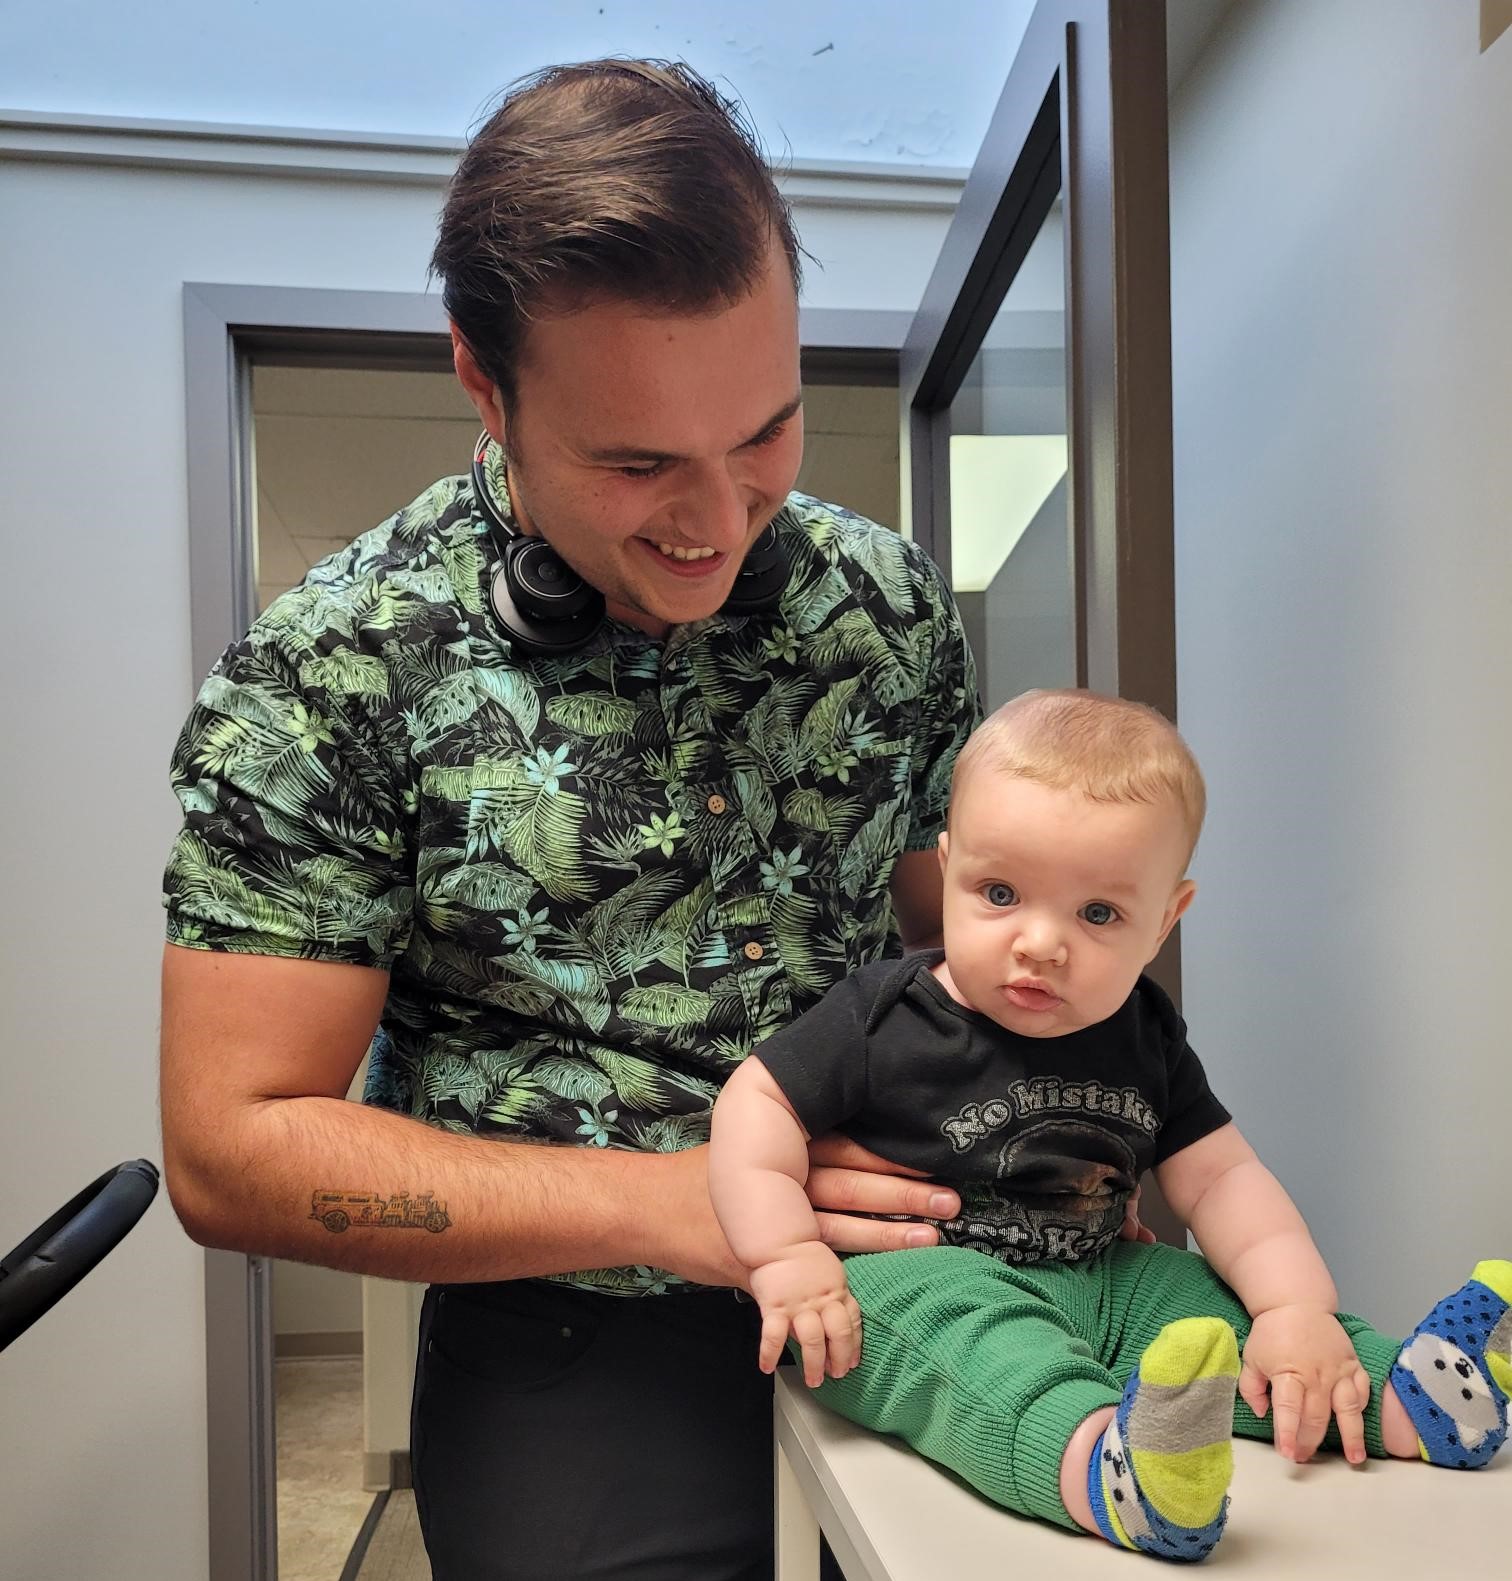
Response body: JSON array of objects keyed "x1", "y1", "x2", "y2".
[{"x1": 655, "y1": 543, "x2": 717, "y2": 561}]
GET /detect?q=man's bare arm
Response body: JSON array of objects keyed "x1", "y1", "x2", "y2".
[
  {"x1": 160, "y1": 945, "x2": 960, "y2": 1285},
  {"x1": 159, "y1": 945, "x2": 747, "y2": 1286}
]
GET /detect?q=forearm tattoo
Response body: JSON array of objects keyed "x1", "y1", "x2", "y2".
[{"x1": 309, "y1": 1190, "x2": 452, "y2": 1234}]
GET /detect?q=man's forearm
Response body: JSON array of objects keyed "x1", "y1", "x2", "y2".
[{"x1": 167, "y1": 1094, "x2": 686, "y2": 1283}]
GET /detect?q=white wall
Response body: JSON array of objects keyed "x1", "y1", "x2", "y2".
[
  {"x1": 0, "y1": 128, "x2": 955, "y2": 1575},
  {"x1": 1170, "y1": 0, "x2": 1512, "y2": 1334}
]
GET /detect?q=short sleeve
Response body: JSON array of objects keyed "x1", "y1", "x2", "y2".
[
  {"x1": 902, "y1": 543, "x2": 982, "y2": 850},
  {"x1": 750, "y1": 972, "x2": 875, "y2": 1138},
  {"x1": 1154, "y1": 1035, "x2": 1232, "y2": 1163},
  {"x1": 163, "y1": 632, "x2": 416, "y2": 968}
]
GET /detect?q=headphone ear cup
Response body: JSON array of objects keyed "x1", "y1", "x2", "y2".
[
  {"x1": 489, "y1": 538, "x2": 605, "y2": 656},
  {"x1": 721, "y1": 522, "x2": 789, "y2": 615}
]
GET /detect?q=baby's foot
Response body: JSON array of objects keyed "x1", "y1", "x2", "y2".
[
  {"x1": 1390, "y1": 1259, "x2": 1512, "y2": 1469},
  {"x1": 1087, "y1": 1316, "x2": 1239, "y2": 1562}
]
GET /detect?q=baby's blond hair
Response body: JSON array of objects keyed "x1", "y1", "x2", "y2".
[{"x1": 950, "y1": 690, "x2": 1206, "y2": 866}]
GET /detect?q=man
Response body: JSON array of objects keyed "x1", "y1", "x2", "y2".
[{"x1": 161, "y1": 60, "x2": 977, "y2": 1578}]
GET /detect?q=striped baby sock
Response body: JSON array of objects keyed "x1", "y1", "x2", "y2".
[
  {"x1": 1087, "y1": 1317, "x2": 1239, "y2": 1563},
  {"x1": 1390, "y1": 1259, "x2": 1511, "y2": 1469}
]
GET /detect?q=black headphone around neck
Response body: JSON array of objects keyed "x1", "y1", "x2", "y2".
[{"x1": 469, "y1": 433, "x2": 789, "y2": 657}]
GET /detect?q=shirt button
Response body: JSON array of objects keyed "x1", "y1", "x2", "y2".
[
  {"x1": 707, "y1": 793, "x2": 727, "y2": 815},
  {"x1": 742, "y1": 941, "x2": 765, "y2": 962}
]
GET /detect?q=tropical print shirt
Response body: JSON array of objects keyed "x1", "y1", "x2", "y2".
[{"x1": 164, "y1": 449, "x2": 980, "y2": 1293}]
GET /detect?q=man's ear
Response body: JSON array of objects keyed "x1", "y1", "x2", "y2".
[
  {"x1": 1152, "y1": 879, "x2": 1197, "y2": 956},
  {"x1": 451, "y1": 324, "x2": 508, "y2": 449}
]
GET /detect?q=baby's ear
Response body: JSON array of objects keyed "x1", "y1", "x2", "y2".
[
  {"x1": 1156, "y1": 879, "x2": 1197, "y2": 951},
  {"x1": 937, "y1": 830, "x2": 949, "y2": 872}
]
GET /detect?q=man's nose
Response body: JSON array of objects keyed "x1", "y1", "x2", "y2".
[{"x1": 677, "y1": 462, "x2": 749, "y2": 550}]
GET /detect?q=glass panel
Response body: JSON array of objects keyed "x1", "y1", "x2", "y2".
[{"x1": 946, "y1": 196, "x2": 1072, "y2": 711}]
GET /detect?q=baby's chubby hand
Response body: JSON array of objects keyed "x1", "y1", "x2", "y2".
[
  {"x1": 1241, "y1": 1304, "x2": 1372, "y2": 1464},
  {"x1": 749, "y1": 1240, "x2": 863, "y2": 1387}
]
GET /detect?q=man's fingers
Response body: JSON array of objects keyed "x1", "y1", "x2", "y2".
[
  {"x1": 1118, "y1": 1185, "x2": 1157, "y2": 1244},
  {"x1": 807, "y1": 1165, "x2": 959, "y2": 1224},
  {"x1": 813, "y1": 1210, "x2": 936, "y2": 1253},
  {"x1": 807, "y1": 1134, "x2": 932, "y2": 1176}
]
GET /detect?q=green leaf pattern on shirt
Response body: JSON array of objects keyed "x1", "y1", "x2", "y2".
[{"x1": 164, "y1": 467, "x2": 979, "y2": 1293}]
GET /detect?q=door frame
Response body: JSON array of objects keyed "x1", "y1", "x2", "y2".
[{"x1": 900, "y1": 0, "x2": 1175, "y2": 713}]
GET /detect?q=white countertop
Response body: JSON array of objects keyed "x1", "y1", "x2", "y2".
[{"x1": 775, "y1": 1371, "x2": 1511, "y2": 1579}]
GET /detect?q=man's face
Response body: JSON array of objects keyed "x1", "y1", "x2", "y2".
[
  {"x1": 456, "y1": 246, "x2": 804, "y2": 638},
  {"x1": 935, "y1": 770, "x2": 1195, "y2": 1038}
]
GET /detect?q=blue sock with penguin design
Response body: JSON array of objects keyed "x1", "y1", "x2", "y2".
[{"x1": 1390, "y1": 1259, "x2": 1512, "y2": 1469}]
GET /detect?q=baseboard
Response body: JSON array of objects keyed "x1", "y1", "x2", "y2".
[
  {"x1": 364, "y1": 1449, "x2": 412, "y2": 1492},
  {"x1": 274, "y1": 1329, "x2": 364, "y2": 1359}
]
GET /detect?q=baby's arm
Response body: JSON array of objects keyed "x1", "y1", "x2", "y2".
[
  {"x1": 1157, "y1": 1124, "x2": 1371, "y2": 1462},
  {"x1": 708, "y1": 1056, "x2": 862, "y2": 1386}
]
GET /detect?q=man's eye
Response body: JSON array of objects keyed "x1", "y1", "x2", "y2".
[
  {"x1": 619, "y1": 463, "x2": 664, "y2": 479},
  {"x1": 984, "y1": 883, "x2": 1017, "y2": 908},
  {"x1": 748, "y1": 422, "x2": 789, "y2": 449},
  {"x1": 1080, "y1": 901, "x2": 1119, "y2": 926}
]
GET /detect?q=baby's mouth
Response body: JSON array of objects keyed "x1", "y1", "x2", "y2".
[{"x1": 1003, "y1": 982, "x2": 1062, "y2": 1013}]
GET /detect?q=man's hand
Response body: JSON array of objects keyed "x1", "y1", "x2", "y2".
[
  {"x1": 749, "y1": 1241, "x2": 863, "y2": 1386},
  {"x1": 1120, "y1": 1182, "x2": 1158, "y2": 1245},
  {"x1": 805, "y1": 1134, "x2": 960, "y2": 1249},
  {"x1": 648, "y1": 1139, "x2": 963, "y2": 1292},
  {"x1": 1240, "y1": 1304, "x2": 1372, "y2": 1464}
]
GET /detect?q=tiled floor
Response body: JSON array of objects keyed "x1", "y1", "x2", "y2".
[{"x1": 276, "y1": 1357, "x2": 375, "y2": 1581}]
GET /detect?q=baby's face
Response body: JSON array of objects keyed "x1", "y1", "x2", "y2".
[{"x1": 935, "y1": 770, "x2": 1194, "y2": 1038}]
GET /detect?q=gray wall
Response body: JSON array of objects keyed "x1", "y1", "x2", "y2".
[{"x1": 1170, "y1": 0, "x2": 1512, "y2": 1334}]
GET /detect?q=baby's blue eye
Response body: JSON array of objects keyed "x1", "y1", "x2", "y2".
[
  {"x1": 985, "y1": 883, "x2": 1017, "y2": 908},
  {"x1": 1080, "y1": 901, "x2": 1118, "y2": 926}
]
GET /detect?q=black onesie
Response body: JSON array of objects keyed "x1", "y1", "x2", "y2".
[{"x1": 755, "y1": 950, "x2": 1230, "y2": 1266}]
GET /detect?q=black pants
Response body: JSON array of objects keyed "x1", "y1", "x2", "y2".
[{"x1": 412, "y1": 1278, "x2": 788, "y2": 1580}]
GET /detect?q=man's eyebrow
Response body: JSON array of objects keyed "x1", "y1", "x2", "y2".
[{"x1": 583, "y1": 396, "x2": 803, "y2": 465}]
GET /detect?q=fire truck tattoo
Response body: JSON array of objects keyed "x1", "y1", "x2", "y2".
[{"x1": 310, "y1": 1190, "x2": 452, "y2": 1234}]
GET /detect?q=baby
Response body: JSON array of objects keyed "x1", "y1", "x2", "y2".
[{"x1": 709, "y1": 688, "x2": 1510, "y2": 1561}]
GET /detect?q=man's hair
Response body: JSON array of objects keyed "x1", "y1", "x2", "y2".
[
  {"x1": 950, "y1": 690, "x2": 1207, "y2": 864},
  {"x1": 431, "y1": 58, "x2": 804, "y2": 408}
]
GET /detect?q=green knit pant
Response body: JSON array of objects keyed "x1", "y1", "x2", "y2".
[{"x1": 814, "y1": 1242, "x2": 1402, "y2": 1532}]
